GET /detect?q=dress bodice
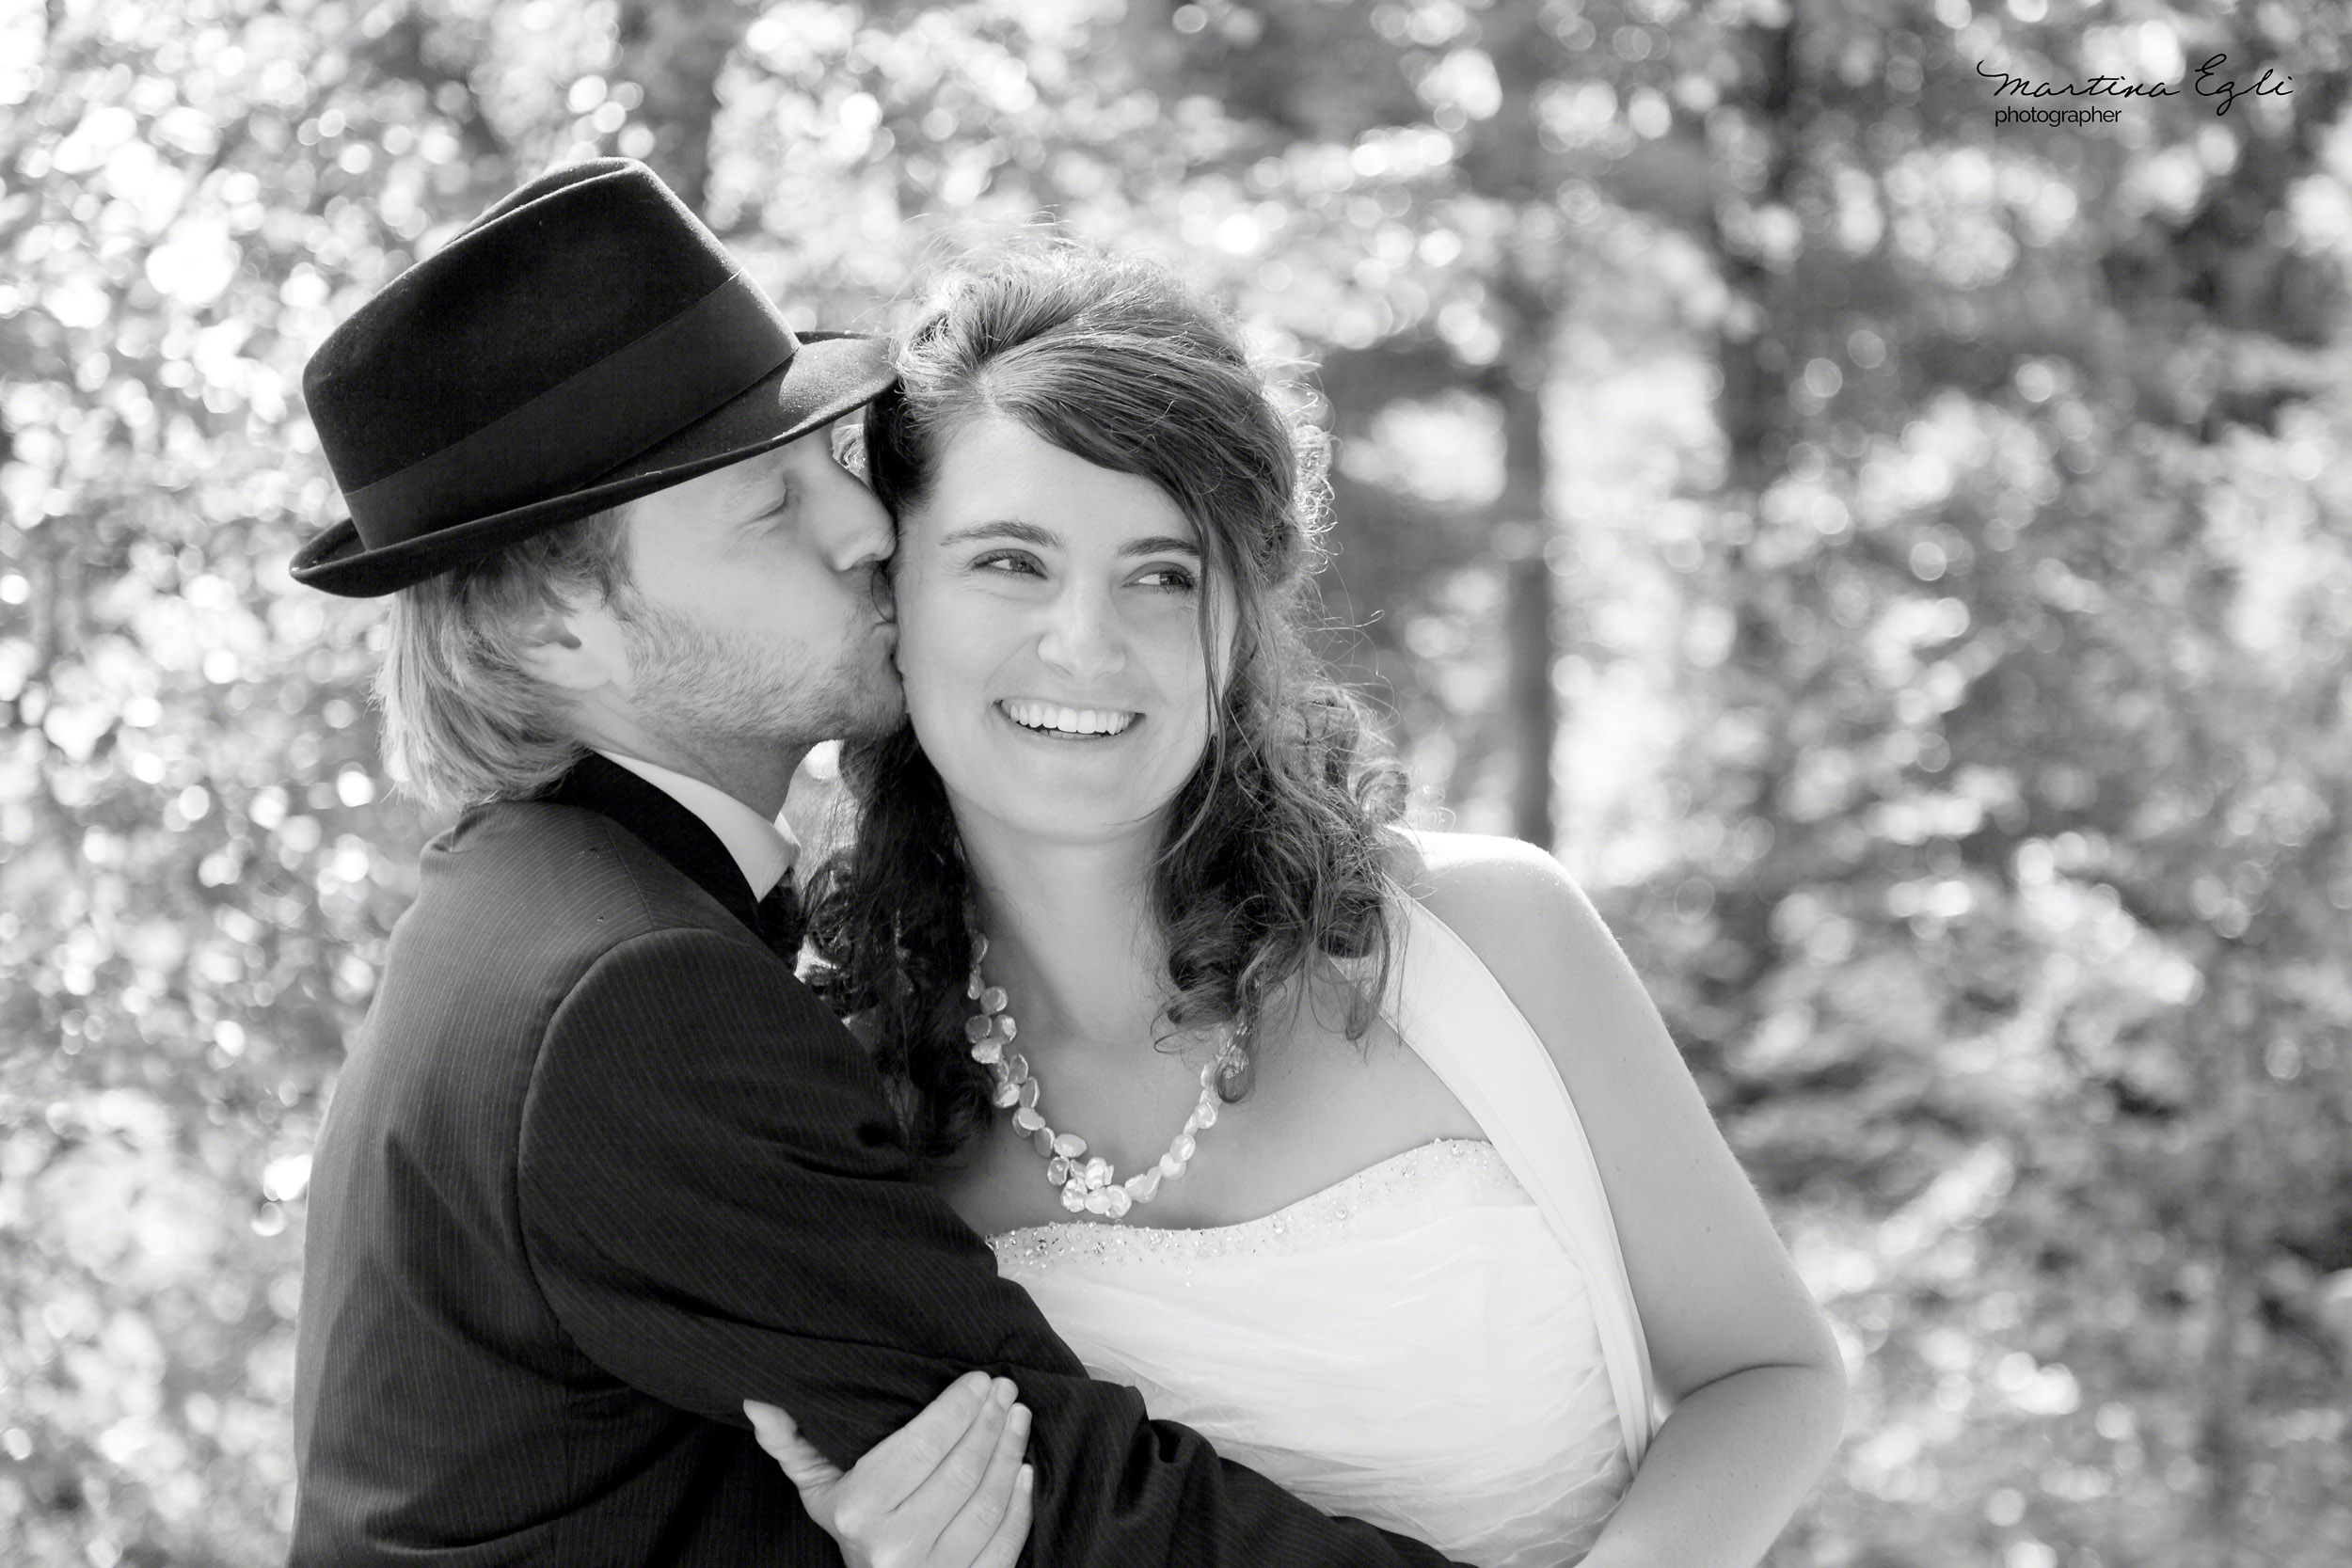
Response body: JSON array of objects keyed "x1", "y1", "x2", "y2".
[{"x1": 990, "y1": 1139, "x2": 1631, "y2": 1566}]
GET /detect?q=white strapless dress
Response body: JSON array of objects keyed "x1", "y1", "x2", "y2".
[{"x1": 988, "y1": 896, "x2": 1665, "y2": 1566}]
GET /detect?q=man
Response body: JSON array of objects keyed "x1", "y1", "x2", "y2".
[{"x1": 287, "y1": 159, "x2": 1465, "y2": 1565}]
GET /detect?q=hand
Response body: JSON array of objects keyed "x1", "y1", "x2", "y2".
[{"x1": 745, "y1": 1371, "x2": 1033, "y2": 1568}]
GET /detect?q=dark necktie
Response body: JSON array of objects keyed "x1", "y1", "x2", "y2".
[{"x1": 754, "y1": 878, "x2": 804, "y2": 960}]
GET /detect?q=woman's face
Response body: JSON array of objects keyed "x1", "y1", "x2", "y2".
[{"x1": 890, "y1": 413, "x2": 1232, "y2": 850}]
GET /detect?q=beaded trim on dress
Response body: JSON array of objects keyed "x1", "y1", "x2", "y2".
[{"x1": 988, "y1": 1138, "x2": 1520, "y2": 1268}]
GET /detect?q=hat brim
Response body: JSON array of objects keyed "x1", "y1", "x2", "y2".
[{"x1": 291, "y1": 332, "x2": 896, "y2": 597}]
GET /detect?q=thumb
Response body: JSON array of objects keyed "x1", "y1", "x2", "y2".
[{"x1": 744, "y1": 1400, "x2": 844, "y2": 1496}]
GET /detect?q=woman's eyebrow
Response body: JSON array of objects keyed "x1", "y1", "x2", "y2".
[
  {"x1": 936, "y1": 519, "x2": 1057, "y2": 550},
  {"x1": 934, "y1": 520, "x2": 1200, "y2": 558},
  {"x1": 1120, "y1": 535, "x2": 1200, "y2": 559}
]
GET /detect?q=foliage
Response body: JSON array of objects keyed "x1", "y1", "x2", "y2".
[{"x1": 4, "y1": 1, "x2": 2349, "y2": 1564}]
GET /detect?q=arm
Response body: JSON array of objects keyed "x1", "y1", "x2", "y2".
[
  {"x1": 1411, "y1": 834, "x2": 1848, "y2": 1568},
  {"x1": 517, "y1": 927, "x2": 1465, "y2": 1568}
]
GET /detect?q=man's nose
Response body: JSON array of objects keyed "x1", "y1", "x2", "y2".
[{"x1": 825, "y1": 473, "x2": 897, "y2": 574}]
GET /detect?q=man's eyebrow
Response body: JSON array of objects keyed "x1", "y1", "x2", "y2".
[
  {"x1": 936, "y1": 519, "x2": 1201, "y2": 557},
  {"x1": 727, "y1": 487, "x2": 793, "y2": 534},
  {"x1": 722, "y1": 460, "x2": 793, "y2": 519}
]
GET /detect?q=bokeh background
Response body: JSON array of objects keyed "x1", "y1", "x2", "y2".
[{"x1": 7, "y1": 1, "x2": 2352, "y2": 1563}]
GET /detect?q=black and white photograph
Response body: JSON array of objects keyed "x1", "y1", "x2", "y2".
[{"x1": 3, "y1": 2, "x2": 2347, "y2": 1564}]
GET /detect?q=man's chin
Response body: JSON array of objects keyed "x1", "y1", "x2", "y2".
[
  {"x1": 849, "y1": 652, "x2": 909, "y2": 732},
  {"x1": 818, "y1": 667, "x2": 907, "y2": 744},
  {"x1": 840, "y1": 692, "x2": 909, "y2": 741}
]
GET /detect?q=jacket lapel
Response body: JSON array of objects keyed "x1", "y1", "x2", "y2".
[{"x1": 540, "y1": 752, "x2": 762, "y2": 935}]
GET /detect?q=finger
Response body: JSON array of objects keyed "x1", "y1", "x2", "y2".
[
  {"x1": 929, "y1": 1395, "x2": 1031, "y2": 1567},
  {"x1": 743, "y1": 1401, "x2": 843, "y2": 1495},
  {"x1": 831, "y1": 1377, "x2": 1010, "y2": 1551},
  {"x1": 844, "y1": 1371, "x2": 1004, "y2": 1513},
  {"x1": 972, "y1": 1464, "x2": 1034, "y2": 1568},
  {"x1": 871, "y1": 1379, "x2": 1017, "y2": 1543}
]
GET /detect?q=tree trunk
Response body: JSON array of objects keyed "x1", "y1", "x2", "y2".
[
  {"x1": 2196, "y1": 960, "x2": 2258, "y2": 1566},
  {"x1": 1476, "y1": 3, "x2": 1565, "y2": 853},
  {"x1": 1495, "y1": 315, "x2": 1557, "y2": 849},
  {"x1": 1689, "y1": 11, "x2": 1803, "y2": 1039},
  {"x1": 613, "y1": 0, "x2": 746, "y2": 216}
]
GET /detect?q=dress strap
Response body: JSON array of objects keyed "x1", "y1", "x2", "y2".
[{"x1": 1378, "y1": 893, "x2": 1664, "y2": 1466}]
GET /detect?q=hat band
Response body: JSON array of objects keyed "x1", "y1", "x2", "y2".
[{"x1": 341, "y1": 277, "x2": 796, "y2": 551}]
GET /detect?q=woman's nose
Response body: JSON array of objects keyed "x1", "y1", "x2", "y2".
[{"x1": 1036, "y1": 589, "x2": 1125, "y2": 681}]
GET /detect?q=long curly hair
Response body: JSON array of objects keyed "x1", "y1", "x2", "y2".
[{"x1": 803, "y1": 242, "x2": 1407, "y2": 1163}]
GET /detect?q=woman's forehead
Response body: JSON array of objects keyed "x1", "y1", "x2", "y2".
[{"x1": 921, "y1": 416, "x2": 1198, "y2": 546}]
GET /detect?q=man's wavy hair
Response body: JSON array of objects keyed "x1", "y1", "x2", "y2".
[
  {"x1": 803, "y1": 241, "x2": 1407, "y2": 1162},
  {"x1": 374, "y1": 508, "x2": 632, "y2": 813}
]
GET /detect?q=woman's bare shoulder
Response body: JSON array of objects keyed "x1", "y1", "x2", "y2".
[
  {"x1": 1384, "y1": 828, "x2": 1597, "y2": 955},
  {"x1": 1374, "y1": 832, "x2": 1618, "y2": 1006}
]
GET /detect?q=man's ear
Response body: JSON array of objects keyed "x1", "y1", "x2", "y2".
[{"x1": 516, "y1": 597, "x2": 632, "y2": 694}]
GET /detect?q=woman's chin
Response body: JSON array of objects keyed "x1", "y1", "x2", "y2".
[
  {"x1": 943, "y1": 778, "x2": 1182, "y2": 852},
  {"x1": 970, "y1": 800, "x2": 1150, "y2": 847}
]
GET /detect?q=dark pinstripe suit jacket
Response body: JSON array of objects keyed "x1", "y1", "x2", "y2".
[{"x1": 290, "y1": 753, "x2": 1461, "y2": 1566}]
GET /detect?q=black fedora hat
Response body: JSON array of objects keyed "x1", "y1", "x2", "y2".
[{"x1": 291, "y1": 159, "x2": 895, "y2": 596}]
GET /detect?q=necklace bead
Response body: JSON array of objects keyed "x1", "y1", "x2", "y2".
[{"x1": 965, "y1": 934, "x2": 1247, "y2": 1221}]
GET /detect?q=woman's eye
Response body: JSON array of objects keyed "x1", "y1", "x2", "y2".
[
  {"x1": 1136, "y1": 564, "x2": 1198, "y2": 592},
  {"x1": 972, "y1": 550, "x2": 1043, "y2": 577}
]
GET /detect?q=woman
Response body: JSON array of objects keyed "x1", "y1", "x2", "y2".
[{"x1": 764, "y1": 242, "x2": 1846, "y2": 1566}]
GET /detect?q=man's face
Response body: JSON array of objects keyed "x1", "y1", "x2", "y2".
[{"x1": 605, "y1": 423, "x2": 905, "y2": 761}]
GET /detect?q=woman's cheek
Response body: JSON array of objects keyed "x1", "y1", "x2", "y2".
[{"x1": 906, "y1": 596, "x2": 993, "y2": 716}]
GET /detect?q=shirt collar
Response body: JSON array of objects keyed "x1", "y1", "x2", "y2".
[{"x1": 591, "y1": 750, "x2": 796, "y2": 901}]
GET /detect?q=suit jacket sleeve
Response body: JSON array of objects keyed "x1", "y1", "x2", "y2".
[{"x1": 518, "y1": 928, "x2": 1464, "y2": 1567}]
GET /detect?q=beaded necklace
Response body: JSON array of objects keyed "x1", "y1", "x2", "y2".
[{"x1": 964, "y1": 933, "x2": 1248, "y2": 1219}]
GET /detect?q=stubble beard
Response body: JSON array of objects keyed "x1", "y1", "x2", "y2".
[{"x1": 621, "y1": 598, "x2": 905, "y2": 761}]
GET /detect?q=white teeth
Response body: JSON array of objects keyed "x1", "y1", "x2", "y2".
[{"x1": 1001, "y1": 699, "x2": 1138, "y2": 736}]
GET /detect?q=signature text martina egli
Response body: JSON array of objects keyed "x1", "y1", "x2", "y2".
[{"x1": 1979, "y1": 55, "x2": 2290, "y2": 126}]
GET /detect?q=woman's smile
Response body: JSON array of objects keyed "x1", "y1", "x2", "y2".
[{"x1": 996, "y1": 699, "x2": 1143, "y2": 739}]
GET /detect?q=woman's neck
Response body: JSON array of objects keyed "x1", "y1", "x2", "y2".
[{"x1": 955, "y1": 821, "x2": 1169, "y2": 1048}]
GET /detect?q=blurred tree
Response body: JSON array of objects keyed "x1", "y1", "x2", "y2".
[
  {"x1": 1, "y1": 2, "x2": 535, "y2": 1559},
  {"x1": 615, "y1": 0, "x2": 747, "y2": 211},
  {"x1": 1620, "y1": 4, "x2": 2352, "y2": 1564}
]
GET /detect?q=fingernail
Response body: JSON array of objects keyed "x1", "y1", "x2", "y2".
[
  {"x1": 992, "y1": 1377, "x2": 1018, "y2": 1408},
  {"x1": 743, "y1": 1401, "x2": 786, "y2": 1434},
  {"x1": 1018, "y1": 1463, "x2": 1034, "y2": 1490},
  {"x1": 1009, "y1": 1402, "x2": 1030, "y2": 1431}
]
